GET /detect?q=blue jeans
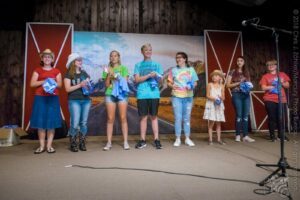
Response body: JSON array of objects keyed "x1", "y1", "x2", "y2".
[
  {"x1": 172, "y1": 97, "x2": 193, "y2": 137},
  {"x1": 68, "y1": 99, "x2": 91, "y2": 137},
  {"x1": 232, "y1": 92, "x2": 250, "y2": 136}
]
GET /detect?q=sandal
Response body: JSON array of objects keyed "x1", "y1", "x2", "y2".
[
  {"x1": 47, "y1": 147, "x2": 56, "y2": 153},
  {"x1": 217, "y1": 140, "x2": 226, "y2": 145},
  {"x1": 34, "y1": 147, "x2": 45, "y2": 154}
]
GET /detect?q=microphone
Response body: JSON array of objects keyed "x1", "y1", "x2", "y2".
[{"x1": 241, "y1": 18, "x2": 259, "y2": 26}]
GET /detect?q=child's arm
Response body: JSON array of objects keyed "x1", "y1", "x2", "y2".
[
  {"x1": 206, "y1": 83, "x2": 216, "y2": 101},
  {"x1": 167, "y1": 79, "x2": 179, "y2": 89},
  {"x1": 134, "y1": 72, "x2": 155, "y2": 83},
  {"x1": 167, "y1": 69, "x2": 174, "y2": 88},
  {"x1": 226, "y1": 75, "x2": 241, "y2": 89},
  {"x1": 167, "y1": 79, "x2": 173, "y2": 88},
  {"x1": 221, "y1": 84, "x2": 225, "y2": 101},
  {"x1": 193, "y1": 81, "x2": 198, "y2": 88},
  {"x1": 56, "y1": 73, "x2": 62, "y2": 88},
  {"x1": 64, "y1": 78, "x2": 86, "y2": 93},
  {"x1": 158, "y1": 74, "x2": 164, "y2": 85},
  {"x1": 281, "y1": 73, "x2": 290, "y2": 89},
  {"x1": 281, "y1": 81, "x2": 290, "y2": 89},
  {"x1": 105, "y1": 68, "x2": 113, "y2": 87},
  {"x1": 30, "y1": 71, "x2": 44, "y2": 88},
  {"x1": 261, "y1": 84, "x2": 274, "y2": 91},
  {"x1": 260, "y1": 76, "x2": 274, "y2": 91}
]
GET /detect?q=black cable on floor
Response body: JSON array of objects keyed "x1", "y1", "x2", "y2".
[
  {"x1": 66, "y1": 165, "x2": 294, "y2": 199},
  {"x1": 68, "y1": 164, "x2": 258, "y2": 184}
]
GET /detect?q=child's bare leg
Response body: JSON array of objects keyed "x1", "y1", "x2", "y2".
[
  {"x1": 216, "y1": 122, "x2": 221, "y2": 141},
  {"x1": 208, "y1": 120, "x2": 215, "y2": 142}
]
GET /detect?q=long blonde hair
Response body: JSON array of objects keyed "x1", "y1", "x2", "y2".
[
  {"x1": 109, "y1": 50, "x2": 121, "y2": 68},
  {"x1": 67, "y1": 61, "x2": 78, "y2": 79}
]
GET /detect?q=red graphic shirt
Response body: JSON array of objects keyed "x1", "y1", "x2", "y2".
[
  {"x1": 259, "y1": 72, "x2": 290, "y2": 103},
  {"x1": 34, "y1": 67, "x2": 61, "y2": 96}
]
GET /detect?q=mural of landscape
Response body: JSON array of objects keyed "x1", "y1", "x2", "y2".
[{"x1": 74, "y1": 32, "x2": 206, "y2": 135}]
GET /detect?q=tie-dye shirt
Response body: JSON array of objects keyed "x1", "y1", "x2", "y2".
[{"x1": 168, "y1": 66, "x2": 199, "y2": 98}]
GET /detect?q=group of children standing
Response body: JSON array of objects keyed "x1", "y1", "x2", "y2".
[{"x1": 30, "y1": 44, "x2": 291, "y2": 154}]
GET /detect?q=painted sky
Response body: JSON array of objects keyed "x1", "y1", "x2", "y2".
[{"x1": 74, "y1": 32, "x2": 204, "y2": 82}]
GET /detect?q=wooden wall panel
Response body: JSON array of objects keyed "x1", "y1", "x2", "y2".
[
  {"x1": 30, "y1": 0, "x2": 269, "y2": 37},
  {"x1": 0, "y1": 31, "x2": 23, "y2": 126}
]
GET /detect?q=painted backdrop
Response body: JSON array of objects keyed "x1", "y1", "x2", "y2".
[{"x1": 74, "y1": 32, "x2": 206, "y2": 135}]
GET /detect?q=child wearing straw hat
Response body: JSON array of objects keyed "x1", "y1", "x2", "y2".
[
  {"x1": 30, "y1": 49, "x2": 62, "y2": 154},
  {"x1": 203, "y1": 69, "x2": 226, "y2": 145}
]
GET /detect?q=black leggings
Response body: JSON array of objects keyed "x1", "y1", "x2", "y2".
[{"x1": 265, "y1": 101, "x2": 286, "y2": 138}]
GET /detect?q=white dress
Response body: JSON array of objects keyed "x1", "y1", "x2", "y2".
[{"x1": 203, "y1": 84, "x2": 225, "y2": 122}]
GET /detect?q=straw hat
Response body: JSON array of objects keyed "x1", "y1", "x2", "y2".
[
  {"x1": 40, "y1": 49, "x2": 55, "y2": 60},
  {"x1": 66, "y1": 52, "x2": 82, "y2": 68},
  {"x1": 210, "y1": 69, "x2": 225, "y2": 78}
]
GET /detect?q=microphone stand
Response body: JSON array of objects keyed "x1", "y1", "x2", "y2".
[{"x1": 245, "y1": 22, "x2": 299, "y2": 189}]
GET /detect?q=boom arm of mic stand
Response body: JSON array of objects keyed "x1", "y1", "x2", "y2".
[{"x1": 249, "y1": 23, "x2": 292, "y2": 35}]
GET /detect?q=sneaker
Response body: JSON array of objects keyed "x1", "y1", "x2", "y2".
[
  {"x1": 270, "y1": 135, "x2": 276, "y2": 142},
  {"x1": 103, "y1": 142, "x2": 112, "y2": 151},
  {"x1": 173, "y1": 138, "x2": 181, "y2": 147},
  {"x1": 185, "y1": 137, "x2": 195, "y2": 147},
  {"x1": 135, "y1": 140, "x2": 147, "y2": 149},
  {"x1": 124, "y1": 141, "x2": 130, "y2": 150},
  {"x1": 277, "y1": 136, "x2": 289, "y2": 142},
  {"x1": 243, "y1": 136, "x2": 255, "y2": 142},
  {"x1": 208, "y1": 141, "x2": 213, "y2": 145},
  {"x1": 235, "y1": 135, "x2": 241, "y2": 142},
  {"x1": 154, "y1": 139, "x2": 162, "y2": 149}
]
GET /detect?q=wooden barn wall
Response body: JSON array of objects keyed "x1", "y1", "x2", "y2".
[
  {"x1": 32, "y1": 0, "x2": 230, "y2": 34},
  {"x1": 0, "y1": 0, "x2": 293, "y2": 128},
  {"x1": 0, "y1": 31, "x2": 24, "y2": 126}
]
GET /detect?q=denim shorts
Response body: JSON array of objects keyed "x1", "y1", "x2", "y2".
[{"x1": 105, "y1": 95, "x2": 128, "y2": 103}]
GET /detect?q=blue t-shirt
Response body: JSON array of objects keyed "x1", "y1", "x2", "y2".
[{"x1": 134, "y1": 60, "x2": 163, "y2": 99}]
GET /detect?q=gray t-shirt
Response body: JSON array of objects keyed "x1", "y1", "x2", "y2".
[{"x1": 64, "y1": 70, "x2": 90, "y2": 100}]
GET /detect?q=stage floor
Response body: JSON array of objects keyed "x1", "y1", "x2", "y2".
[{"x1": 0, "y1": 133, "x2": 299, "y2": 200}]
